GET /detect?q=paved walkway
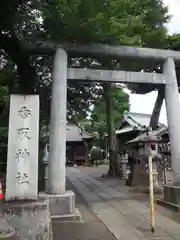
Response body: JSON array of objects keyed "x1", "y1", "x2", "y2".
[
  {"x1": 52, "y1": 178, "x2": 115, "y2": 240},
  {"x1": 67, "y1": 166, "x2": 180, "y2": 240}
]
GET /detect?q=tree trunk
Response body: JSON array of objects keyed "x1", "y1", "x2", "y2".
[
  {"x1": 104, "y1": 83, "x2": 116, "y2": 177},
  {"x1": 149, "y1": 89, "x2": 164, "y2": 130},
  {"x1": 0, "y1": 32, "x2": 36, "y2": 94}
]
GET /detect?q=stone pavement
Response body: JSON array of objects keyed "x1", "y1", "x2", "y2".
[
  {"x1": 67, "y1": 166, "x2": 180, "y2": 240},
  {"x1": 52, "y1": 179, "x2": 115, "y2": 240}
]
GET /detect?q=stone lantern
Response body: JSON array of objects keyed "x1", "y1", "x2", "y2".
[
  {"x1": 126, "y1": 128, "x2": 163, "y2": 192},
  {"x1": 121, "y1": 152, "x2": 129, "y2": 179},
  {"x1": 142, "y1": 129, "x2": 161, "y2": 189}
]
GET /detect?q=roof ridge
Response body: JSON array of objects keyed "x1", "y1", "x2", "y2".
[
  {"x1": 123, "y1": 111, "x2": 165, "y2": 127},
  {"x1": 81, "y1": 129, "x2": 92, "y2": 135},
  {"x1": 128, "y1": 112, "x2": 152, "y2": 117},
  {"x1": 124, "y1": 112, "x2": 148, "y2": 129}
]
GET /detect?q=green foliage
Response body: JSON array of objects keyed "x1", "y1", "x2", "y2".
[
  {"x1": 0, "y1": 86, "x2": 9, "y2": 107},
  {"x1": 0, "y1": 127, "x2": 8, "y2": 139},
  {"x1": 0, "y1": 0, "x2": 176, "y2": 123},
  {"x1": 43, "y1": 0, "x2": 169, "y2": 47},
  {"x1": 140, "y1": 0, "x2": 169, "y2": 48},
  {"x1": 166, "y1": 34, "x2": 180, "y2": 50},
  {"x1": 0, "y1": 0, "x2": 177, "y2": 170},
  {"x1": 82, "y1": 85, "x2": 130, "y2": 142},
  {"x1": 0, "y1": 85, "x2": 10, "y2": 142},
  {"x1": 165, "y1": 34, "x2": 180, "y2": 85},
  {"x1": 42, "y1": 0, "x2": 170, "y2": 98},
  {"x1": 0, "y1": 0, "x2": 41, "y2": 33}
]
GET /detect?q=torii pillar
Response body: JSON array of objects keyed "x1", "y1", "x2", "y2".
[
  {"x1": 164, "y1": 58, "x2": 180, "y2": 185},
  {"x1": 45, "y1": 48, "x2": 79, "y2": 219},
  {"x1": 161, "y1": 58, "x2": 180, "y2": 209}
]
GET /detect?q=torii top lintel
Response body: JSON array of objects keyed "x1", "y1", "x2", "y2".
[
  {"x1": 26, "y1": 41, "x2": 180, "y2": 62},
  {"x1": 63, "y1": 43, "x2": 180, "y2": 62}
]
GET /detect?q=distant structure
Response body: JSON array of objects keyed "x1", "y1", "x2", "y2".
[
  {"x1": 111, "y1": 111, "x2": 171, "y2": 187},
  {"x1": 41, "y1": 123, "x2": 93, "y2": 165},
  {"x1": 108, "y1": 111, "x2": 166, "y2": 153}
]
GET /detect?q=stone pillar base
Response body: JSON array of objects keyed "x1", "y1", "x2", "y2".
[
  {"x1": 40, "y1": 190, "x2": 81, "y2": 221},
  {"x1": 157, "y1": 185, "x2": 180, "y2": 212},
  {"x1": 104, "y1": 159, "x2": 109, "y2": 165},
  {"x1": 2, "y1": 196, "x2": 52, "y2": 239}
]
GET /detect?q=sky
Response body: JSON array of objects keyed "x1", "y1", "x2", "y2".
[{"x1": 128, "y1": 0, "x2": 180, "y2": 125}]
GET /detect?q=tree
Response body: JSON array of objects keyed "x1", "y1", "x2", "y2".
[
  {"x1": 84, "y1": 84, "x2": 129, "y2": 175},
  {"x1": 78, "y1": 84, "x2": 129, "y2": 174},
  {"x1": 0, "y1": 0, "x2": 172, "y2": 175},
  {"x1": 41, "y1": 0, "x2": 170, "y2": 130},
  {"x1": 42, "y1": 0, "x2": 168, "y2": 46},
  {"x1": 90, "y1": 85, "x2": 130, "y2": 140},
  {"x1": 0, "y1": 0, "x2": 170, "y2": 116},
  {"x1": 0, "y1": 0, "x2": 42, "y2": 93}
]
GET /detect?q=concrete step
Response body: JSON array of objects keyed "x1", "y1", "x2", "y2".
[{"x1": 51, "y1": 208, "x2": 82, "y2": 222}]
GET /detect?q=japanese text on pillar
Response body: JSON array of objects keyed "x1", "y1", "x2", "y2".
[{"x1": 16, "y1": 106, "x2": 32, "y2": 186}]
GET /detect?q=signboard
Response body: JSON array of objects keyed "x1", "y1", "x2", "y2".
[{"x1": 5, "y1": 95, "x2": 39, "y2": 201}]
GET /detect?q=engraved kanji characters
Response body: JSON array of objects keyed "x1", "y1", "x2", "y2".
[
  {"x1": 15, "y1": 104, "x2": 32, "y2": 186},
  {"x1": 17, "y1": 128, "x2": 31, "y2": 140},
  {"x1": 16, "y1": 148, "x2": 30, "y2": 162},
  {"x1": 16, "y1": 172, "x2": 30, "y2": 185},
  {"x1": 18, "y1": 106, "x2": 31, "y2": 119}
]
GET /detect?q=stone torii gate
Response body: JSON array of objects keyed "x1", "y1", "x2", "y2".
[{"x1": 48, "y1": 44, "x2": 180, "y2": 210}]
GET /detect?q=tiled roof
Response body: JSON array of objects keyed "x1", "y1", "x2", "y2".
[
  {"x1": 105, "y1": 111, "x2": 166, "y2": 137},
  {"x1": 67, "y1": 124, "x2": 93, "y2": 141},
  {"x1": 41, "y1": 123, "x2": 93, "y2": 142},
  {"x1": 126, "y1": 126, "x2": 168, "y2": 144},
  {"x1": 115, "y1": 127, "x2": 134, "y2": 135},
  {"x1": 66, "y1": 124, "x2": 83, "y2": 142},
  {"x1": 81, "y1": 130, "x2": 93, "y2": 139},
  {"x1": 119, "y1": 111, "x2": 166, "y2": 131}
]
